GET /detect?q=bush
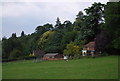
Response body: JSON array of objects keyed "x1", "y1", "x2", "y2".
[
  {"x1": 2, "y1": 58, "x2": 18, "y2": 62},
  {"x1": 23, "y1": 56, "x2": 36, "y2": 60},
  {"x1": 63, "y1": 42, "x2": 82, "y2": 59},
  {"x1": 2, "y1": 56, "x2": 36, "y2": 62},
  {"x1": 9, "y1": 49, "x2": 23, "y2": 59}
]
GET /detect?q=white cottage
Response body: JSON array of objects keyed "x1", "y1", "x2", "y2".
[{"x1": 82, "y1": 41, "x2": 95, "y2": 56}]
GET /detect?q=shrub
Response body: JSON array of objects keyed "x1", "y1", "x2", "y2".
[
  {"x1": 23, "y1": 56, "x2": 36, "y2": 60},
  {"x1": 9, "y1": 49, "x2": 22, "y2": 59},
  {"x1": 63, "y1": 42, "x2": 82, "y2": 59}
]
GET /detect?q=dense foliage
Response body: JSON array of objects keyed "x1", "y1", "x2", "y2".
[
  {"x1": 95, "y1": 2, "x2": 120, "y2": 54},
  {"x1": 2, "y1": 2, "x2": 120, "y2": 61},
  {"x1": 63, "y1": 42, "x2": 82, "y2": 59}
]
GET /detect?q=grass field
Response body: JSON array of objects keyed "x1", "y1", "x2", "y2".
[{"x1": 2, "y1": 56, "x2": 118, "y2": 79}]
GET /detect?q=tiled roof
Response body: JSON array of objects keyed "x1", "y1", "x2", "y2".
[
  {"x1": 84, "y1": 41, "x2": 95, "y2": 51},
  {"x1": 84, "y1": 41, "x2": 95, "y2": 48},
  {"x1": 44, "y1": 53, "x2": 59, "y2": 56}
]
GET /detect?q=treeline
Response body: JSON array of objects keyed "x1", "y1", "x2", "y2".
[{"x1": 2, "y1": 2, "x2": 120, "y2": 61}]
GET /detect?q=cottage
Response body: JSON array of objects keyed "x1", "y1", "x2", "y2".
[
  {"x1": 82, "y1": 41, "x2": 95, "y2": 56},
  {"x1": 43, "y1": 53, "x2": 63, "y2": 60}
]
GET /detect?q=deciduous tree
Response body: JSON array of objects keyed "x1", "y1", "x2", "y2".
[{"x1": 63, "y1": 42, "x2": 81, "y2": 58}]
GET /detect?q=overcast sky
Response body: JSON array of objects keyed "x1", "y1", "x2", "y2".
[{"x1": 1, "y1": 0, "x2": 109, "y2": 38}]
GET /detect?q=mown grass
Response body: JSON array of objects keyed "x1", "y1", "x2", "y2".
[{"x1": 2, "y1": 55, "x2": 118, "y2": 79}]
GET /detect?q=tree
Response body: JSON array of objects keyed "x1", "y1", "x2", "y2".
[
  {"x1": 55, "y1": 17, "x2": 62, "y2": 29},
  {"x1": 2, "y1": 36, "x2": 7, "y2": 40},
  {"x1": 63, "y1": 20, "x2": 73, "y2": 32},
  {"x1": 76, "y1": 11, "x2": 84, "y2": 19},
  {"x1": 38, "y1": 30, "x2": 55, "y2": 50},
  {"x1": 2, "y1": 37, "x2": 23, "y2": 59},
  {"x1": 95, "y1": 30, "x2": 111, "y2": 53},
  {"x1": 43, "y1": 23, "x2": 53, "y2": 31},
  {"x1": 21, "y1": 31, "x2": 25, "y2": 37},
  {"x1": 35, "y1": 26, "x2": 46, "y2": 35},
  {"x1": 45, "y1": 31, "x2": 64, "y2": 53},
  {"x1": 111, "y1": 36, "x2": 120, "y2": 49},
  {"x1": 73, "y1": 11, "x2": 84, "y2": 31},
  {"x1": 104, "y1": 2, "x2": 120, "y2": 38},
  {"x1": 11, "y1": 33, "x2": 17, "y2": 38},
  {"x1": 63, "y1": 42, "x2": 81, "y2": 59},
  {"x1": 9, "y1": 49, "x2": 22, "y2": 59},
  {"x1": 84, "y1": 2, "x2": 105, "y2": 24},
  {"x1": 35, "y1": 23, "x2": 53, "y2": 39},
  {"x1": 103, "y1": 2, "x2": 120, "y2": 54},
  {"x1": 2, "y1": 38, "x2": 10, "y2": 59},
  {"x1": 26, "y1": 37, "x2": 38, "y2": 54},
  {"x1": 61, "y1": 31, "x2": 77, "y2": 45},
  {"x1": 83, "y1": 2, "x2": 105, "y2": 39},
  {"x1": 80, "y1": 16, "x2": 95, "y2": 41}
]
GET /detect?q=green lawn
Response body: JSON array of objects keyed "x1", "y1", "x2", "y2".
[{"x1": 2, "y1": 56, "x2": 118, "y2": 79}]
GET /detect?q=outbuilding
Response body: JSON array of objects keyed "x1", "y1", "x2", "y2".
[{"x1": 43, "y1": 53, "x2": 63, "y2": 60}]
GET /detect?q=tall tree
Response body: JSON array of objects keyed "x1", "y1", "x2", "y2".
[
  {"x1": 38, "y1": 30, "x2": 56, "y2": 50},
  {"x1": 63, "y1": 20, "x2": 73, "y2": 32},
  {"x1": 2, "y1": 37, "x2": 23, "y2": 59},
  {"x1": 76, "y1": 11, "x2": 84, "y2": 20},
  {"x1": 103, "y1": 2, "x2": 120, "y2": 54},
  {"x1": 35, "y1": 23, "x2": 53, "y2": 38},
  {"x1": 11, "y1": 33, "x2": 17, "y2": 38},
  {"x1": 84, "y1": 2, "x2": 105, "y2": 36},
  {"x1": 95, "y1": 30, "x2": 111, "y2": 53},
  {"x1": 35, "y1": 26, "x2": 46, "y2": 35},
  {"x1": 55, "y1": 17, "x2": 62, "y2": 29},
  {"x1": 74, "y1": 2, "x2": 105, "y2": 42},
  {"x1": 21, "y1": 31, "x2": 25, "y2": 37},
  {"x1": 43, "y1": 23, "x2": 53, "y2": 31},
  {"x1": 73, "y1": 11, "x2": 84, "y2": 31}
]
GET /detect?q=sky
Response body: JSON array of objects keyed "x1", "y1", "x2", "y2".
[{"x1": 0, "y1": 0, "x2": 109, "y2": 39}]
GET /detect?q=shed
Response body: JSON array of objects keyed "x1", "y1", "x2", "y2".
[{"x1": 43, "y1": 53, "x2": 63, "y2": 60}]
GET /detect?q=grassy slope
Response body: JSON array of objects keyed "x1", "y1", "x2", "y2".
[{"x1": 2, "y1": 56, "x2": 118, "y2": 79}]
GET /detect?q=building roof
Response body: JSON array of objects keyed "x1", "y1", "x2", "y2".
[
  {"x1": 44, "y1": 53, "x2": 59, "y2": 57},
  {"x1": 84, "y1": 41, "x2": 95, "y2": 51},
  {"x1": 84, "y1": 41, "x2": 95, "y2": 48}
]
